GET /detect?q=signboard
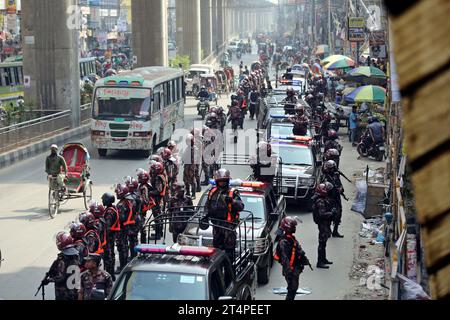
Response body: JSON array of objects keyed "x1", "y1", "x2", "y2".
[
  {"x1": 369, "y1": 31, "x2": 386, "y2": 46},
  {"x1": 348, "y1": 17, "x2": 365, "y2": 42},
  {"x1": 24, "y1": 75, "x2": 31, "y2": 88},
  {"x1": 6, "y1": 0, "x2": 16, "y2": 14},
  {"x1": 24, "y1": 36, "x2": 35, "y2": 45},
  {"x1": 133, "y1": 55, "x2": 138, "y2": 65},
  {"x1": 370, "y1": 45, "x2": 386, "y2": 59}
]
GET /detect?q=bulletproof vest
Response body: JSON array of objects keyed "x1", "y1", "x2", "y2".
[
  {"x1": 207, "y1": 188, "x2": 230, "y2": 220},
  {"x1": 312, "y1": 197, "x2": 332, "y2": 224}
]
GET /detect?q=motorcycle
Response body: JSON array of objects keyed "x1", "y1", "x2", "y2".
[
  {"x1": 197, "y1": 98, "x2": 210, "y2": 120},
  {"x1": 357, "y1": 133, "x2": 385, "y2": 162}
]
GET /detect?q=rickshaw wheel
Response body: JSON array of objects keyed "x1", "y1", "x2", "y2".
[
  {"x1": 83, "y1": 182, "x2": 93, "y2": 210},
  {"x1": 48, "y1": 189, "x2": 59, "y2": 219}
]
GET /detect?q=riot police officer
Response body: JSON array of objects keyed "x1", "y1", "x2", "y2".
[
  {"x1": 204, "y1": 169, "x2": 244, "y2": 262},
  {"x1": 321, "y1": 160, "x2": 344, "y2": 238},
  {"x1": 101, "y1": 192, "x2": 120, "y2": 280},
  {"x1": 182, "y1": 134, "x2": 201, "y2": 199},
  {"x1": 274, "y1": 217, "x2": 312, "y2": 300},
  {"x1": 324, "y1": 130, "x2": 343, "y2": 155},
  {"x1": 167, "y1": 183, "x2": 194, "y2": 243},
  {"x1": 149, "y1": 162, "x2": 167, "y2": 241},
  {"x1": 312, "y1": 183, "x2": 337, "y2": 269}
]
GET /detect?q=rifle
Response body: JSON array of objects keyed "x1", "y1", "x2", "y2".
[
  {"x1": 35, "y1": 273, "x2": 50, "y2": 301},
  {"x1": 339, "y1": 170, "x2": 352, "y2": 183}
]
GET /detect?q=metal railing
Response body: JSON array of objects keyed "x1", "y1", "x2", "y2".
[{"x1": 0, "y1": 104, "x2": 91, "y2": 153}]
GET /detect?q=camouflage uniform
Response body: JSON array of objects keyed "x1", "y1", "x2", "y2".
[
  {"x1": 116, "y1": 196, "x2": 137, "y2": 270},
  {"x1": 201, "y1": 130, "x2": 221, "y2": 185},
  {"x1": 47, "y1": 253, "x2": 79, "y2": 300},
  {"x1": 79, "y1": 269, "x2": 113, "y2": 300},
  {"x1": 149, "y1": 174, "x2": 167, "y2": 240},
  {"x1": 137, "y1": 182, "x2": 155, "y2": 244},
  {"x1": 205, "y1": 187, "x2": 244, "y2": 262},
  {"x1": 85, "y1": 229, "x2": 103, "y2": 255},
  {"x1": 324, "y1": 140, "x2": 343, "y2": 162},
  {"x1": 321, "y1": 170, "x2": 344, "y2": 231},
  {"x1": 182, "y1": 145, "x2": 201, "y2": 197},
  {"x1": 275, "y1": 234, "x2": 309, "y2": 300},
  {"x1": 312, "y1": 195, "x2": 335, "y2": 264},
  {"x1": 291, "y1": 115, "x2": 309, "y2": 136},
  {"x1": 128, "y1": 190, "x2": 142, "y2": 257},
  {"x1": 168, "y1": 195, "x2": 194, "y2": 243},
  {"x1": 164, "y1": 158, "x2": 179, "y2": 196},
  {"x1": 103, "y1": 205, "x2": 120, "y2": 279},
  {"x1": 74, "y1": 239, "x2": 89, "y2": 270}
]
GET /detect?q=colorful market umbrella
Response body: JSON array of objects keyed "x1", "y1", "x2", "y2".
[
  {"x1": 321, "y1": 55, "x2": 354, "y2": 66},
  {"x1": 346, "y1": 66, "x2": 386, "y2": 78},
  {"x1": 315, "y1": 44, "x2": 330, "y2": 56},
  {"x1": 323, "y1": 58, "x2": 356, "y2": 70},
  {"x1": 344, "y1": 85, "x2": 386, "y2": 103}
]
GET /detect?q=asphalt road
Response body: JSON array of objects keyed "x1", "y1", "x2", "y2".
[{"x1": 0, "y1": 49, "x2": 368, "y2": 300}]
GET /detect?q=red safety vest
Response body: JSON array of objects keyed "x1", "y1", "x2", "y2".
[
  {"x1": 273, "y1": 235, "x2": 297, "y2": 270},
  {"x1": 123, "y1": 199, "x2": 135, "y2": 226},
  {"x1": 208, "y1": 188, "x2": 238, "y2": 222},
  {"x1": 106, "y1": 207, "x2": 121, "y2": 232},
  {"x1": 85, "y1": 230, "x2": 104, "y2": 254}
]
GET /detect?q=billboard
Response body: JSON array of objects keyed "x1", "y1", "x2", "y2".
[{"x1": 348, "y1": 17, "x2": 365, "y2": 42}]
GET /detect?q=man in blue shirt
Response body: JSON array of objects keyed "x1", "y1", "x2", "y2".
[{"x1": 348, "y1": 106, "x2": 359, "y2": 146}]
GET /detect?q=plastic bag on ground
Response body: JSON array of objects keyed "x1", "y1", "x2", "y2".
[
  {"x1": 397, "y1": 274, "x2": 431, "y2": 300},
  {"x1": 351, "y1": 179, "x2": 367, "y2": 214}
]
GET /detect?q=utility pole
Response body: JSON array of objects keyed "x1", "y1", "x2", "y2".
[
  {"x1": 312, "y1": 0, "x2": 316, "y2": 49},
  {"x1": 328, "y1": 0, "x2": 332, "y2": 53},
  {"x1": 356, "y1": 0, "x2": 360, "y2": 64}
]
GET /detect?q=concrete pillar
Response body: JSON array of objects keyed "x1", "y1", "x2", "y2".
[
  {"x1": 217, "y1": 0, "x2": 225, "y2": 48},
  {"x1": 176, "y1": 0, "x2": 201, "y2": 64},
  {"x1": 201, "y1": 0, "x2": 213, "y2": 58},
  {"x1": 211, "y1": 0, "x2": 218, "y2": 53},
  {"x1": 22, "y1": 0, "x2": 80, "y2": 127},
  {"x1": 132, "y1": 0, "x2": 168, "y2": 67},
  {"x1": 238, "y1": 10, "x2": 244, "y2": 35}
]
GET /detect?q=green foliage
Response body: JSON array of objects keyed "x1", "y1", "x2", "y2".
[{"x1": 169, "y1": 55, "x2": 191, "y2": 70}]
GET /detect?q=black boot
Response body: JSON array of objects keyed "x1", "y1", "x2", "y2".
[
  {"x1": 332, "y1": 224, "x2": 344, "y2": 238},
  {"x1": 316, "y1": 246, "x2": 330, "y2": 269}
]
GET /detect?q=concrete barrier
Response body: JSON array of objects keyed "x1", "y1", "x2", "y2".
[{"x1": 0, "y1": 124, "x2": 90, "y2": 170}]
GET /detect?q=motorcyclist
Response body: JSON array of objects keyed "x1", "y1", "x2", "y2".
[
  {"x1": 167, "y1": 183, "x2": 194, "y2": 243},
  {"x1": 291, "y1": 105, "x2": 310, "y2": 136},
  {"x1": 312, "y1": 183, "x2": 336, "y2": 269},
  {"x1": 274, "y1": 217, "x2": 311, "y2": 300},
  {"x1": 320, "y1": 160, "x2": 344, "y2": 238},
  {"x1": 284, "y1": 87, "x2": 297, "y2": 104},
  {"x1": 45, "y1": 144, "x2": 68, "y2": 192},
  {"x1": 197, "y1": 86, "x2": 210, "y2": 114},
  {"x1": 42, "y1": 232, "x2": 80, "y2": 300},
  {"x1": 204, "y1": 169, "x2": 244, "y2": 262},
  {"x1": 364, "y1": 116, "x2": 385, "y2": 151},
  {"x1": 101, "y1": 192, "x2": 120, "y2": 280},
  {"x1": 148, "y1": 162, "x2": 167, "y2": 241}
]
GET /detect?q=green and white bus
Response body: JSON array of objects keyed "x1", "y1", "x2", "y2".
[{"x1": 91, "y1": 66, "x2": 185, "y2": 157}]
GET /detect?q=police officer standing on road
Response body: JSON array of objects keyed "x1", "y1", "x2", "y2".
[
  {"x1": 182, "y1": 134, "x2": 201, "y2": 199},
  {"x1": 114, "y1": 183, "x2": 134, "y2": 273},
  {"x1": 204, "y1": 169, "x2": 244, "y2": 262},
  {"x1": 101, "y1": 192, "x2": 120, "y2": 280},
  {"x1": 274, "y1": 217, "x2": 312, "y2": 300},
  {"x1": 136, "y1": 169, "x2": 155, "y2": 244},
  {"x1": 312, "y1": 183, "x2": 337, "y2": 269},
  {"x1": 168, "y1": 183, "x2": 194, "y2": 243},
  {"x1": 41, "y1": 232, "x2": 80, "y2": 300},
  {"x1": 79, "y1": 253, "x2": 113, "y2": 300},
  {"x1": 69, "y1": 222, "x2": 88, "y2": 270},
  {"x1": 148, "y1": 162, "x2": 167, "y2": 241},
  {"x1": 321, "y1": 160, "x2": 345, "y2": 238}
]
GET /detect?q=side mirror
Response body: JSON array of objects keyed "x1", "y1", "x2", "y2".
[{"x1": 219, "y1": 296, "x2": 235, "y2": 301}]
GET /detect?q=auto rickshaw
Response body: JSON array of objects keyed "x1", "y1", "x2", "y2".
[
  {"x1": 223, "y1": 67, "x2": 235, "y2": 91},
  {"x1": 200, "y1": 74, "x2": 219, "y2": 105},
  {"x1": 215, "y1": 69, "x2": 228, "y2": 95}
]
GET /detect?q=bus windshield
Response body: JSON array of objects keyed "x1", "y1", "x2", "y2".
[{"x1": 93, "y1": 87, "x2": 152, "y2": 121}]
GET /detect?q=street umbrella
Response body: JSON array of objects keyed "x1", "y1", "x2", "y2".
[
  {"x1": 321, "y1": 54, "x2": 354, "y2": 66},
  {"x1": 344, "y1": 66, "x2": 387, "y2": 85},
  {"x1": 344, "y1": 85, "x2": 386, "y2": 104},
  {"x1": 323, "y1": 58, "x2": 356, "y2": 70}
]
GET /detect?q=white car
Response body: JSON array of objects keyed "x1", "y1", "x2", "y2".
[{"x1": 228, "y1": 41, "x2": 239, "y2": 52}]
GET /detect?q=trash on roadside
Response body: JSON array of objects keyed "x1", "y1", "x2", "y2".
[{"x1": 359, "y1": 217, "x2": 384, "y2": 243}]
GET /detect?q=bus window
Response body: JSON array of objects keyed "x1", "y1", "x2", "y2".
[
  {"x1": 0, "y1": 68, "x2": 5, "y2": 86},
  {"x1": 153, "y1": 92, "x2": 160, "y2": 114},
  {"x1": 13, "y1": 67, "x2": 20, "y2": 85},
  {"x1": 178, "y1": 78, "x2": 183, "y2": 101},
  {"x1": 165, "y1": 82, "x2": 170, "y2": 106},
  {"x1": 172, "y1": 79, "x2": 176, "y2": 103},
  {"x1": 18, "y1": 67, "x2": 23, "y2": 84},
  {"x1": 4, "y1": 68, "x2": 11, "y2": 86}
]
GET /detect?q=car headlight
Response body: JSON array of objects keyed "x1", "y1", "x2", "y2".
[{"x1": 299, "y1": 178, "x2": 316, "y2": 187}]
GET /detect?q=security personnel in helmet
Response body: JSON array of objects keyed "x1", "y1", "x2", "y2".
[
  {"x1": 101, "y1": 192, "x2": 120, "y2": 280},
  {"x1": 320, "y1": 160, "x2": 344, "y2": 238},
  {"x1": 149, "y1": 162, "x2": 168, "y2": 241},
  {"x1": 69, "y1": 222, "x2": 88, "y2": 269},
  {"x1": 324, "y1": 148, "x2": 341, "y2": 169},
  {"x1": 168, "y1": 183, "x2": 194, "y2": 243},
  {"x1": 312, "y1": 183, "x2": 337, "y2": 269},
  {"x1": 41, "y1": 232, "x2": 80, "y2": 300},
  {"x1": 291, "y1": 105, "x2": 310, "y2": 136},
  {"x1": 204, "y1": 169, "x2": 244, "y2": 262},
  {"x1": 324, "y1": 130, "x2": 343, "y2": 156},
  {"x1": 136, "y1": 169, "x2": 155, "y2": 244},
  {"x1": 274, "y1": 217, "x2": 312, "y2": 300},
  {"x1": 249, "y1": 141, "x2": 278, "y2": 184},
  {"x1": 79, "y1": 253, "x2": 113, "y2": 300}
]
